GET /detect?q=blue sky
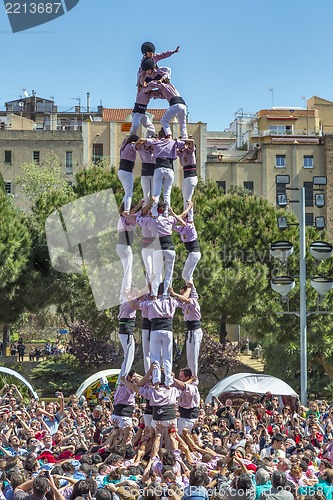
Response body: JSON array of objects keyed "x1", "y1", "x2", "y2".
[{"x1": 1, "y1": 0, "x2": 333, "y2": 131}]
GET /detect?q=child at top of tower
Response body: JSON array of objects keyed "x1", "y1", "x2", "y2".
[{"x1": 137, "y1": 41, "x2": 179, "y2": 87}]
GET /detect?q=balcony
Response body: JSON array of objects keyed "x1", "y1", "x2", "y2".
[{"x1": 254, "y1": 129, "x2": 322, "y2": 137}]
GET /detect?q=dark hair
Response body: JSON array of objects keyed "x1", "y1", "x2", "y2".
[
  {"x1": 157, "y1": 282, "x2": 164, "y2": 296},
  {"x1": 127, "y1": 465, "x2": 141, "y2": 476},
  {"x1": 51, "y1": 466, "x2": 64, "y2": 476},
  {"x1": 324, "y1": 469, "x2": 333, "y2": 485},
  {"x1": 189, "y1": 467, "x2": 207, "y2": 486},
  {"x1": 108, "y1": 468, "x2": 122, "y2": 481},
  {"x1": 161, "y1": 470, "x2": 176, "y2": 482},
  {"x1": 95, "y1": 489, "x2": 112, "y2": 500},
  {"x1": 24, "y1": 457, "x2": 39, "y2": 473},
  {"x1": 271, "y1": 471, "x2": 287, "y2": 488},
  {"x1": 86, "y1": 478, "x2": 97, "y2": 496},
  {"x1": 141, "y1": 57, "x2": 155, "y2": 72},
  {"x1": 120, "y1": 135, "x2": 139, "y2": 152},
  {"x1": 6, "y1": 456, "x2": 20, "y2": 470},
  {"x1": 271, "y1": 433, "x2": 284, "y2": 443},
  {"x1": 80, "y1": 455, "x2": 93, "y2": 465},
  {"x1": 162, "y1": 451, "x2": 176, "y2": 467},
  {"x1": 124, "y1": 445, "x2": 136, "y2": 460},
  {"x1": 91, "y1": 453, "x2": 103, "y2": 464},
  {"x1": 180, "y1": 368, "x2": 192, "y2": 379},
  {"x1": 9, "y1": 472, "x2": 26, "y2": 489},
  {"x1": 33, "y1": 476, "x2": 49, "y2": 498},
  {"x1": 126, "y1": 134, "x2": 139, "y2": 144},
  {"x1": 70, "y1": 480, "x2": 90, "y2": 500},
  {"x1": 109, "y1": 445, "x2": 125, "y2": 458},
  {"x1": 236, "y1": 473, "x2": 253, "y2": 491}
]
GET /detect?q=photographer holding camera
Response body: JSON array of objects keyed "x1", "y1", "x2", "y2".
[{"x1": 14, "y1": 472, "x2": 65, "y2": 500}]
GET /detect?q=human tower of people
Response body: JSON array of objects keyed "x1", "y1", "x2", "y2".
[{"x1": 113, "y1": 41, "x2": 203, "y2": 442}]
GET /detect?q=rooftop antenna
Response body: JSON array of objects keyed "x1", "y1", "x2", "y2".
[
  {"x1": 301, "y1": 95, "x2": 306, "y2": 109},
  {"x1": 21, "y1": 88, "x2": 29, "y2": 98},
  {"x1": 268, "y1": 87, "x2": 274, "y2": 108},
  {"x1": 69, "y1": 97, "x2": 81, "y2": 108}
]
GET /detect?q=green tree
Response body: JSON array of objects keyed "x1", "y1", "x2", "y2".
[
  {"x1": 17, "y1": 152, "x2": 72, "y2": 204},
  {"x1": 0, "y1": 175, "x2": 33, "y2": 353},
  {"x1": 19, "y1": 161, "x2": 333, "y2": 395}
]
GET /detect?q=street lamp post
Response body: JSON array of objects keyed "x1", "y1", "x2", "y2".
[
  {"x1": 299, "y1": 188, "x2": 307, "y2": 406},
  {"x1": 270, "y1": 176, "x2": 332, "y2": 406}
]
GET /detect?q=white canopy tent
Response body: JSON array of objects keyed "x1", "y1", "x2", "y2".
[
  {"x1": 205, "y1": 372, "x2": 298, "y2": 403},
  {"x1": 75, "y1": 369, "x2": 120, "y2": 399},
  {"x1": 0, "y1": 367, "x2": 38, "y2": 400}
]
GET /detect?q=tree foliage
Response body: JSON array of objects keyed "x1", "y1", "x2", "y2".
[
  {"x1": 12, "y1": 160, "x2": 333, "y2": 396},
  {"x1": 69, "y1": 320, "x2": 124, "y2": 366},
  {"x1": 30, "y1": 354, "x2": 84, "y2": 396},
  {"x1": 17, "y1": 152, "x2": 72, "y2": 204},
  {"x1": 198, "y1": 332, "x2": 240, "y2": 375}
]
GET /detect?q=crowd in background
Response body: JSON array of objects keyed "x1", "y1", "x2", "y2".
[{"x1": 0, "y1": 378, "x2": 332, "y2": 500}]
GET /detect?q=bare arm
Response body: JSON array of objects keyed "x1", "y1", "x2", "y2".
[
  {"x1": 122, "y1": 213, "x2": 137, "y2": 224},
  {"x1": 168, "y1": 288, "x2": 191, "y2": 304},
  {"x1": 120, "y1": 376, "x2": 141, "y2": 394},
  {"x1": 179, "y1": 200, "x2": 194, "y2": 219},
  {"x1": 173, "y1": 376, "x2": 197, "y2": 390},
  {"x1": 13, "y1": 385, "x2": 23, "y2": 402},
  {"x1": 47, "y1": 475, "x2": 66, "y2": 500},
  {"x1": 15, "y1": 479, "x2": 34, "y2": 493},
  {"x1": 169, "y1": 207, "x2": 187, "y2": 227},
  {"x1": 57, "y1": 392, "x2": 65, "y2": 415},
  {"x1": 136, "y1": 363, "x2": 154, "y2": 387}
]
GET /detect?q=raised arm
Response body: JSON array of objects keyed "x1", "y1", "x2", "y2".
[
  {"x1": 136, "y1": 364, "x2": 154, "y2": 387},
  {"x1": 179, "y1": 200, "x2": 194, "y2": 219},
  {"x1": 120, "y1": 376, "x2": 140, "y2": 394},
  {"x1": 169, "y1": 207, "x2": 187, "y2": 227},
  {"x1": 169, "y1": 287, "x2": 191, "y2": 304}
]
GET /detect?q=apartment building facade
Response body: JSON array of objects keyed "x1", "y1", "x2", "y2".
[{"x1": 206, "y1": 101, "x2": 330, "y2": 230}]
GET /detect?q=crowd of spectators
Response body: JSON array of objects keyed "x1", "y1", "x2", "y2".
[{"x1": 0, "y1": 377, "x2": 332, "y2": 500}]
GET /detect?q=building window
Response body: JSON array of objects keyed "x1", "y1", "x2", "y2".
[
  {"x1": 303, "y1": 155, "x2": 313, "y2": 168},
  {"x1": 275, "y1": 155, "x2": 286, "y2": 168},
  {"x1": 243, "y1": 181, "x2": 254, "y2": 193},
  {"x1": 92, "y1": 143, "x2": 103, "y2": 164},
  {"x1": 269, "y1": 125, "x2": 293, "y2": 135},
  {"x1": 4, "y1": 150, "x2": 12, "y2": 164},
  {"x1": 33, "y1": 151, "x2": 40, "y2": 164},
  {"x1": 65, "y1": 151, "x2": 73, "y2": 174},
  {"x1": 305, "y1": 213, "x2": 314, "y2": 226},
  {"x1": 276, "y1": 183, "x2": 286, "y2": 205},
  {"x1": 5, "y1": 181, "x2": 12, "y2": 194},
  {"x1": 304, "y1": 182, "x2": 313, "y2": 207},
  {"x1": 216, "y1": 181, "x2": 226, "y2": 193}
]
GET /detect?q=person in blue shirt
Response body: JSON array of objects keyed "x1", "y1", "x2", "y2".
[{"x1": 254, "y1": 469, "x2": 272, "y2": 500}]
